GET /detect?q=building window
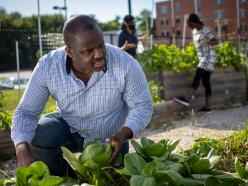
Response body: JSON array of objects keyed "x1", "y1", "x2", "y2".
[
  {"x1": 240, "y1": 24, "x2": 247, "y2": 32},
  {"x1": 166, "y1": 32, "x2": 170, "y2": 37},
  {"x1": 160, "y1": 18, "x2": 169, "y2": 26},
  {"x1": 160, "y1": 6, "x2": 170, "y2": 14},
  {"x1": 240, "y1": 0, "x2": 246, "y2": 4},
  {"x1": 176, "y1": 30, "x2": 181, "y2": 36},
  {"x1": 197, "y1": 0, "x2": 202, "y2": 8},
  {"x1": 214, "y1": 0, "x2": 224, "y2": 5},
  {"x1": 214, "y1": 10, "x2": 224, "y2": 19},
  {"x1": 160, "y1": 20, "x2": 165, "y2": 26},
  {"x1": 175, "y1": 3, "x2": 181, "y2": 12},
  {"x1": 175, "y1": 17, "x2": 180, "y2": 24},
  {"x1": 240, "y1": 9, "x2": 246, "y2": 18}
]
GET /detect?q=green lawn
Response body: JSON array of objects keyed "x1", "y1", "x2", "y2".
[{"x1": 1, "y1": 89, "x2": 56, "y2": 113}]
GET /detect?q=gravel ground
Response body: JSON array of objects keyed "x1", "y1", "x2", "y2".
[
  {"x1": 132, "y1": 105, "x2": 248, "y2": 151},
  {"x1": 0, "y1": 105, "x2": 247, "y2": 178}
]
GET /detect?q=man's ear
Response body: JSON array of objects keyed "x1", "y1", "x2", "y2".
[{"x1": 65, "y1": 46, "x2": 73, "y2": 58}]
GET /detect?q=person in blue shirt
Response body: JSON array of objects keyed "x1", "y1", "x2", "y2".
[
  {"x1": 118, "y1": 15, "x2": 138, "y2": 58},
  {"x1": 11, "y1": 14, "x2": 153, "y2": 176}
]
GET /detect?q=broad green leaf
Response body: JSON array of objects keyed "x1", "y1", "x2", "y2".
[
  {"x1": 166, "y1": 162, "x2": 184, "y2": 174},
  {"x1": 3, "y1": 179, "x2": 16, "y2": 186},
  {"x1": 207, "y1": 148, "x2": 217, "y2": 159},
  {"x1": 181, "y1": 178, "x2": 204, "y2": 186},
  {"x1": 142, "y1": 160, "x2": 166, "y2": 177},
  {"x1": 150, "y1": 153, "x2": 169, "y2": 161},
  {"x1": 205, "y1": 176, "x2": 221, "y2": 186},
  {"x1": 28, "y1": 161, "x2": 50, "y2": 178},
  {"x1": 191, "y1": 158, "x2": 210, "y2": 174},
  {"x1": 215, "y1": 172, "x2": 241, "y2": 179},
  {"x1": 15, "y1": 167, "x2": 33, "y2": 186},
  {"x1": 16, "y1": 161, "x2": 50, "y2": 186},
  {"x1": 168, "y1": 153, "x2": 186, "y2": 161},
  {"x1": 143, "y1": 143, "x2": 164, "y2": 157},
  {"x1": 245, "y1": 162, "x2": 248, "y2": 172},
  {"x1": 115, "y1": 168, "x2": 132, "y2": 176},
  {"x1": 235, "y1": 157, "x2": 248, "y2": 179},
  {"x1": 156, "y1": 170, "x2": 183, "y2": 186},
  {"x1": 79, "y1": 141, "x2": 112, "y2": 167},
  {"x1": 0, "y1": 179, "x2": 5, "y2": 185},
  {"x1": 205, "y1": 175, "x2": 244, "y2": 186},
  {"x1": 187, "y1": 154, "x2": 200, "y2": 166},
  {"x1": 82, "y1": 159, "x2": 99, "y2": 170},
  {"x1": 209, "y1": 156, "x2": 221, "y2": 169},
  {"x1": 131, "y1": 140, "x2": 145, "y2": 157},
  {"x1": 61, "y1": 146, "x2": 78, "y2": 162},
  {"x1": 61, "y1": 146, "x2": 86, "y2": 175},
  {"x1": 167, "y1": 139, "x2": 180, "y2": 153},
  {"x1": 191, "y1": 174, "x2": 212, "y2": 180},
  {"x1": 28, "y1": 177, "x2": 39, "y2": 186},
  {"x1": 69, "y1": 160, "x2": 87, "y2": 176},
  {"x1": 37, "y1": 176, "x2": 64, "y2": 186},
  {"x1": 124, "y1": 153, "x2": 147, "y2": 175},
  {"x1": 140, "y1": 137, "x2": 154, "y2": 148},
  {"x1": 130, "y1": 175, "x2": 157, "y2": 186}
]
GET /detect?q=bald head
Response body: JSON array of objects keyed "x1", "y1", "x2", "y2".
[{"x1": 63, "y1": 14, "x2": 98, "y2": 47}]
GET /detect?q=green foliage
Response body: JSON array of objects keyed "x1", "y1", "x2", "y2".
[
  {"x1": 217, "y1": 126, "x2": 248, "y2": 172},
  {"x1": 1, "y1": 132, "x2": 248, "y2": 186},
  {"x1": 188, "y1": 126, "x2": 248, "y2": 173},
  {"x1": 79, "y1": 140, "x2": 112, "y2": 168},
  {"x1": 0, "y1": 161, "x2": 77, "y2": 186},
  {"x1": 191, "y1": 138, "x2": 219, "y2": 157},
  {"x1": 61, "y1": 141, "x2": 126, "y2": 186},
  {"x1": 148, "y1": 81, "x2": 165, "y2": 104},
  {"x1": 0, "y1": 111, "x2": 12, "y2": 130},
  {"x1": 1, "y1": 89, "x2": 56, "y2": 113},
  {"x1": 98, "y1": 16, "x2": 121, "y2": 31},
  {"x1": 0, "y1": 91, "x2": 12, "y2": 130},
  {"x1": 215, "y1": 42, "x2": 246, "y2": 70},
  {"x1": 138, "y1": 42, "x2": 245, "y2": 73}
]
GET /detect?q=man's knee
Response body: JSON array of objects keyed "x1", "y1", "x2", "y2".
[{"x1": 31, "y1": 112, "x2": 72, "y2": 148}]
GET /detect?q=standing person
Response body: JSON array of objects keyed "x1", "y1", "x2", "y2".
[
  {"x1": 11, "y1": 14, "x2": 153, "y2": 176},
  {"x1": 118, "y1": 15, "x2": 138, "y2": 58},
  {"x1": 174, "y1": 13, "x2": 218, "y2": 112}
]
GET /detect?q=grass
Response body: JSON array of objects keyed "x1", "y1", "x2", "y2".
[{"x1": 1, "y1": 89, "x2": 56, "y2": 113}]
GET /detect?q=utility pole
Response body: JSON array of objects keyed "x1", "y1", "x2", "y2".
[
  {"x1": 194, "y1": 0, "x2": 198, "y2": 15},
  {"x1": 37, "y1": 0, "x2": 43, "y2": 57},
  {"x1": 128, "y1": 0, "x2": 132, "y2": 15},
  {"x1": 236, "y1": 0, "x2": 240, "y2": 51},
  {"x1": 170, "y1": 0, "x2": 176, "y2": 45},
  {"x1": 64, "y1": 0, "x2": 67, "y2": 20},
  {"x1": 150, "y1": 0, "x2": 154, "y2": 48}
]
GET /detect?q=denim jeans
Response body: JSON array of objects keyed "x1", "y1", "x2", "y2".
[{"x1": 30, "y1": 112, "x2": 129, "y2": 176}]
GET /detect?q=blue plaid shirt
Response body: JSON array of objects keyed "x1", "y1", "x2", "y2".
[{"x1": 11, "y1": 44, "x2": 153, "y2": 146}]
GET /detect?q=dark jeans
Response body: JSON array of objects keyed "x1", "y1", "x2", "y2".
[
  {"x1": 30, "y1": 112, "x2": 129, "y2": 176},
  {"x1": 190, "y1": 68, "x2": 212, "y2": 96}
]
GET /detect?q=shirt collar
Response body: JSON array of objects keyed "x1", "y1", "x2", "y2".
[{"x1": 65, "y1": 55, "x2": 108, "y2": 75}]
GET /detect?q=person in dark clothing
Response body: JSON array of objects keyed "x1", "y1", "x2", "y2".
[{"x1": 118, "y1": 15, "x2": 138, "y2": 58}]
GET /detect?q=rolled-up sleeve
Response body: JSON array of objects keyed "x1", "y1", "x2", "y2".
[
  {"x1": 123, "y1": 59, "x2": 153, "y2": 136},
  {"x1": 11, "y1": 58, "x2": 50, "y2": 146}
]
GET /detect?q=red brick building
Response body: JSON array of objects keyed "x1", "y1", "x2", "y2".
[{"x1": 155, "y1": 0, "x2": 248, "y2": 45}]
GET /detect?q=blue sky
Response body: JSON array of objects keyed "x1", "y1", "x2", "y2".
[{"x1": 0, "y1": 0, "x2": 163, "y2": 22}]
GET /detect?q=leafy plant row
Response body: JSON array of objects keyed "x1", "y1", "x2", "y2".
[
  {"x1": 1, "y1": 131, "x2": 248, "y2": 186},
  {"x1": 138, "y1": 42, "x2": 247, "y2": 73}
]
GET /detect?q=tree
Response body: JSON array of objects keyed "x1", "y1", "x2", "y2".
[{"x1": 136, "y1": 9, "x2": 156, "y2": 36}]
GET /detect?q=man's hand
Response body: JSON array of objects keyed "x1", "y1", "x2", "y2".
[
  {"x1": 16, "y1": 142, "x2": 35, "y2": 167},
  {"x1": 106, "y1": 127, "x2": 133, "y2": 163}
]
